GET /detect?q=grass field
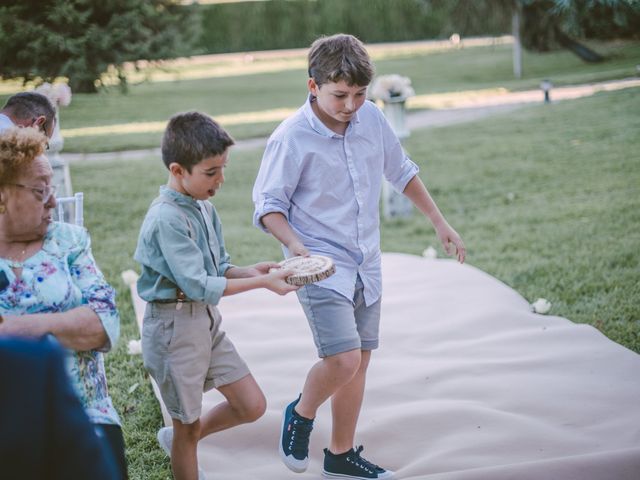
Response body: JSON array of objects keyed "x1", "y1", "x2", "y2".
[
  {"x1": 67, "y1": 84, "x2": 639, "y2": 478},
  {"x1": 1, "y1": 40, "x2": 637, "y2": 153}
]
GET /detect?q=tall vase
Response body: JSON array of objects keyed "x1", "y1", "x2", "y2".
[
  {"x1": 48, "y1": 110, "x2": 73, "y2": 197},
  {"x1": 381, "y1": 97, "x2": 412, "y2": 219},
  {"x1": 383, "y1": 96, "x2": 409, "y2": 139}
]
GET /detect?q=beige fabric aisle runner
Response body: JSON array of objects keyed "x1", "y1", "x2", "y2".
[{"x1": 134, "y1": 253, "x2": 640, "y2": 479}]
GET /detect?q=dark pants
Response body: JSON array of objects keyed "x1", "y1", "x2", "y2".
[{"x1": 95, "y1": 424, "x2": 128, "y2": 479}]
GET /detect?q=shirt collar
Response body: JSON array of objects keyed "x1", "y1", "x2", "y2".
[
  {"x1": 302, "y1": 95, "x2": 360, "y2": 138},
  {"x1": 0, "y1": 113, "x2": 14, "y2": 126},
  {"x1": 159, "y1": 185, "x2": 199, "y2": 208}
]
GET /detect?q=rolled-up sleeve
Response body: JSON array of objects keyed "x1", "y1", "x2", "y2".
[
  {"x1": 252, "y1": 140, "x2": 302, "y2": 232},
  {"x1": 380, "y1": 111, "x2": 419, "y2": 193},
  {"x1": 69, "y1": 230, "x2": 120, "y2": 353},
  {"x1": 155, "y1": 215, "x2": 228, "y2": 305}
]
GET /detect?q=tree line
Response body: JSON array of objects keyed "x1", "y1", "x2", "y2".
[{"x1": 0, "y1": 0, "x2": 638, "y2": 93}]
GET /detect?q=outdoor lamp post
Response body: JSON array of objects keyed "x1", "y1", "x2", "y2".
[{"x1": 540, "y1": 79, "x2": 553, "y2": 103}]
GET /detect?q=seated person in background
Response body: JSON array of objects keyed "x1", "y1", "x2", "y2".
[
  {"x1": 0, "y1": 127, "x2": 128, "y2": 478},
  {"x1": 0, "y1": 336, "x2": 120, "y2": 480},
  {"x1": 0, "y1": 92, "x2": 56, "y2": 138}
]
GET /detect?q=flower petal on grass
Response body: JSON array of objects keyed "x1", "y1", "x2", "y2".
[
  {"x1": 128, "y1": 339, "x2": 142, "y2": 355},
  {"x1": 422, "y1": 246, "x2": 438, "y2": 259},
  {"x1": 532, "y1": 298, "x2": 552, "y2": 314},
  {"x1": 121, "y1": 269, "x2": 139, "y2": 286}
]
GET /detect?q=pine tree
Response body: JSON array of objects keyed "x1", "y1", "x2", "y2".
[{"x1": 0, "y1": 0, "x2": 199, "y2": 93}]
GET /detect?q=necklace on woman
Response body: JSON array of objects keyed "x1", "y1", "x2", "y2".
[
  {"x1": 7, "y1": 256, "x2": 25, "y2": 269},
  {"x1": 1, "y1": 244, "x2": 29, "y2": 269}
]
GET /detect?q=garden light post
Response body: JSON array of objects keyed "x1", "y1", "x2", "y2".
[{"x1": 540, "y1": 79, "x2": 553, "y2": 103}]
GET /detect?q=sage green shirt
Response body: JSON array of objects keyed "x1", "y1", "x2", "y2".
[{"x1": 134, "y1": 186, "x2": 231, "y2": 305}]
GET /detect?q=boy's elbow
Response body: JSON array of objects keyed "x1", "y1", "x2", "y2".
[{"x1": 260, "y1": 212, "x2": 285, "y2": 230}]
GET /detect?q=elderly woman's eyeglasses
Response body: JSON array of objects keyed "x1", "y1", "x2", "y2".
[{"x1": 6, "y1": 183, "x2": 57, "y2": 204}]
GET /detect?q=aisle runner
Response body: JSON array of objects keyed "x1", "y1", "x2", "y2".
[{"x1": 130, "y1": 253, "x2": 640, "y2": 479}]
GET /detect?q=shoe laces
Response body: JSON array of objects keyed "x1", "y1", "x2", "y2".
[
  {"x1": 348, "y1": 446, "x2": 381, "y2": 472},
  {"x1": 288, "y1": 415, "x2": 313, "y2": 456}
]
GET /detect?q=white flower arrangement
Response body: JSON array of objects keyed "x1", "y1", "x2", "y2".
[
  {"x1": 531, "y1": 298, "x2": 552, "y2": 314},
  {"x1": 369, "y1": 74, "x2": 415, "y2": 103},
  {"x1": 34, "y1": 82, "x2": 72, "y2": 108}
]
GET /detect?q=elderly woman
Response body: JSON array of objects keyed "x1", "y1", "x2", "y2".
[{"x1": 0, "y1": 127, "x2": 127, "y2": 478}]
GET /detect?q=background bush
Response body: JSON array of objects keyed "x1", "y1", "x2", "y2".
[{"x1": 197, "y1": 0, "x2": 510, "y2": 54}]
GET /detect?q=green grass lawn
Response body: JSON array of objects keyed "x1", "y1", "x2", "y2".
[
  {"x1": 2, "y1": 40, "x2": 637, "y2": 154},
  {"x1": 71, "y1": 86, "x2": 639, "y2": 479}
]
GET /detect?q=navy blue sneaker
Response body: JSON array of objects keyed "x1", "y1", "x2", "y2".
[
  {"x1": 323, "y1": 446, "x2": 394, "y2": 479},
  {"x1": 279, "y1": 395, "x2": 314, "y2": 473}
]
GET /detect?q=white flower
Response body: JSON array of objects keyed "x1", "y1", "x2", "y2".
[
  {"x1": 121, "y1": 269, "x2": 139, "y2": 286},
  {"x1": 54, "y1": 83, "x2": 72, "y2": 107},
  {"x1": 532, "y1": 298, "x2": 552, "y2": 314},
  {"x1": 127, "y1": 339, "x2": 142, "y2": 355},
  {"x1": 422, "y1": 246, "x2": 438, "y2": 259},
  {"x1": 369, "y1": 74, "x2": 415, "y2": 103},
  {"x1": 34, "y1": 82, "x2": 72, "y2": 108}
]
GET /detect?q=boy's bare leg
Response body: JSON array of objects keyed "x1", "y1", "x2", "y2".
[
  {"x1": 171, "y1": 419, "x2": 201, "y2": 480},
  {"x1": 295, "y1": 348, "x2": 362, "y2": 420},
  {"x1": 199, "y1": 374, "x2": 266, "y2": 438},
  {"x1": 330, "y1": 350, "x2": 371, "y2": 453}
]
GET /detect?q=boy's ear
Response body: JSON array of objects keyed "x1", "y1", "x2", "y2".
[
  {"x1": 307, "y1": 78, "x2": 319, "y2": 96},
  {"x1": 169, "y1": 162, "x2": 185, "y2": 177},
  {"x1": 32, "y1": 115, "x2": 47, "y2": 129}
]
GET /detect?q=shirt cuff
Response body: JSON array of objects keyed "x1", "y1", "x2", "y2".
[
  {"x1": 92, "y1": 309, "x2": 120, "y2": 353},
  {"x1": 204, "y1": 276, "x2": 228, "y2": 305},
  {"x1": 253, "y1": 201, "x2": 289, "y2": 233},
  {"x1": 391, "y1": 160, "x2": 419, "y2": 193}
]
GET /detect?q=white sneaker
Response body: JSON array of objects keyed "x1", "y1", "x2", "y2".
[
  {"x1": 156, "y1": 426, "x2": 208, "y2": 480},
  {"x1": 157, "y1": 426, "x2": 173, "y2": 456}
]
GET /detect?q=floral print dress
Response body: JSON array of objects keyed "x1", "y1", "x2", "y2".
[{"x1": 0, "y1": 222, "x2": 121, "y2": 426}]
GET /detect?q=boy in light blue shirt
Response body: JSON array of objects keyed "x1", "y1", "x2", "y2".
[
  {"x1": 135, "y1": 112, "x2": 298, "y2": 480},
  {"x1": 253, "y1": 34, "x2": 466, "y2": 479}
]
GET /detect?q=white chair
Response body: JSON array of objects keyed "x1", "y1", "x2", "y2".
[{"x1": 55, "y1": 192, "x2": 84, "y2": 226}]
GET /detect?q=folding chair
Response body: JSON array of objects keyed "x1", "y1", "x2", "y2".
[{"x1": 55, "y1": 192, "x2": 84, "y2": 226}]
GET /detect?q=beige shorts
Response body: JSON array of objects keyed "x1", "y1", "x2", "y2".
[{"x1": 141, "y1": 301, "x2": 250, "y2": 424}]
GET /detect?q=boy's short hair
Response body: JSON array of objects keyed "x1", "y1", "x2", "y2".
[
  {"x1": 308, "y1": 34, "x2": 374, "y2": 87},
  {"x1": 162, "y1": 112, "x2": 234, "y2": 172},
  {"x1": 3, "y1": 92, "x2": 56, "y2": 131}
]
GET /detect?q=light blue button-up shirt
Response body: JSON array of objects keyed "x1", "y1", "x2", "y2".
[
  {"x1": 253, "y1": 97, "x2": 419, "y2": 306},
  {"x1": 135, "y1": 186, "x2": 231, "y2": 305},
  {"x1": 0, "y1": 113, "x2": 15, "y2": 133}
]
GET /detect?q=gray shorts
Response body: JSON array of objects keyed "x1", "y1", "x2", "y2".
[
  {"x1": 141, "y1": 301, "x2": 250, "y2": 424},
  {"x1": 296, "y1": 276, "x2": 381, "y2": 358}
]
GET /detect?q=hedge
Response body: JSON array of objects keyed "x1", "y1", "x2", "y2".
[{"x1": 197, "y1": 0, "x2": 511, "y2": 54}]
